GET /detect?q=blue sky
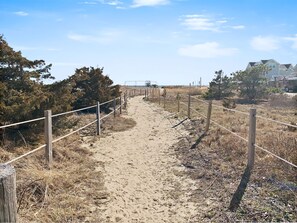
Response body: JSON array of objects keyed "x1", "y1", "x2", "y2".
[{"x1": 1, "y1": 0, "x2": 297, "y2": 85}]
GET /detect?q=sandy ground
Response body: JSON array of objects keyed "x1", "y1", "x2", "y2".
[{"x1": 89, "y1": 96, "x2": 200, "y2": 223}]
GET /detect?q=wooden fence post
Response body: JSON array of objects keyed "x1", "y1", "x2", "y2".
[
  {"x1": 163, "y1": 95, "x2": 166, "y2": 109},
  {"x1": 205, "y1": 100, "x2": 213, "y2": 132},
  {"x1": 113, "y1": 97, "x2": 116, "y2": 118},
  {"x1": 120, "y1": 95, "x2": 122, "y2": 114},
  {"x1": 248, "y1": 108, "x2": 257, "y2": 169},
  {"x1": 177, "y1": 94, "x2": 180, "y2": 113},
  {"x1": 96, "y1": 101, "x2": 101, "y2": 135},
  {"x1": 124, "y1": 93, "x2": 127, "y2": 109},
  {"x1": 0, "y1": 164, "x2": 17, "y2": 223},
  {"x1": 187, "y1": 94, "x2": 191, "y2": 119},
  {"x1": 45, "y1": 110, "x2": 53, "y2": 169},
  {"x1": 158, "y1": 88, "x2": 161, "y2": 105}
]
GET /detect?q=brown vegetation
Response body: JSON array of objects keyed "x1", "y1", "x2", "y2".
[{"x1": 147, "y1": 87, "x2": 297, "y2": 222}]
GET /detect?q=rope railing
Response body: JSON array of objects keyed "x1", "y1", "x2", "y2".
[
  {"x1": 0, "y1": 117, "x2": 45, "y2": 129},
  {"x1": 4, "y1": 144, "x2": 46, "y2": 165},
  {"x1": 151, "y1": 94, "x2": 297, "y2": 169},
  {"x1": 211, "y1": 103, "x2": 250, "y2": 116},
  {"x1": 255, "y1": 144, "x2": 297, "y2": 168},
  {"x1": 180, "y1": 101, "x2": 207, "y2": 119},
  {"x1": 257, "y1": 115, "x2": 297, "y2": 129},
  {"x1": 52, "y1": 105, "x2": 97, "y2": 118},
  {"x1": 2, "y1": 95, "x2": 127, "y2": 165},
  {"x1": 52, "y1": 120, "x2": 98, "y2": 143}
]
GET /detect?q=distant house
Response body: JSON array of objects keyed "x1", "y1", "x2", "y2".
[{"x1": 246, "y1": 59, "x2": 296, "y2": 81}]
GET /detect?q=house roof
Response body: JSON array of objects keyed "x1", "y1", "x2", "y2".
[
  {"x1": 280, "y1": 64, "x2": 293, "y2": 69},
  {"x1": 248, "y1": 62, "x2": 256, "y2": 66},
  {"x1": 261, "y1": 60, "x2": 269, "y2": 64}
]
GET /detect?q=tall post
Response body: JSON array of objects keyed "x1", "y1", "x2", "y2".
[
  {"x1": 45, "y1": 110, "x2": 53, "y2": 169},
  {"x1": 0, "y1": 165, "x2": 17, "y2": 223},
  {"x1": 158, "y1": 88, "x2": 161, "y2": 105},
  {"x1": 124, "y1": 93, "x2": 127, "y2": 109},
  {"x1": 177, "y1": 93, "x2": 180, "y2": 113},
  {"x1": 248, "y1": 108, "x2": 257, "y2": 169},
  {"x1": 205, "y1": 100, "x2": 213, "y2": 132},
  {"x1": 113, "y1": 97, "x2": 116, "y2": 118},
  {"x1": 187, "y1": 94, "x2": 191, "y2": 119},
  {"x1": 96, "y1": 101, "x2": 101, "y2": 135},
  {"x1": 120, "y1": 95, "x2": 122, "y2": 114},
  {"x1": 163, "y1": 95, "x2": 166, "y2": 109}
]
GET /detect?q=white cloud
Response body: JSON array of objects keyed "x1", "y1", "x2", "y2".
[
  {"x1": 231, "y1": 25, "x2": 245, "y2": 30},
  {"x1": 131, "y1": 0, "x2": 169, "y2": 8},
  {"x1": 68, "y1": 30, "x2": 122, "y2": 44},
  {"x1": 283, "y1": 34, "x2": 297, "y2": 50},
  {"x1": 181, "y1": 15, "x2": 219, "y2": 32},
  {"x1": 178, "y1": 42, "x2": 238, "y2": 58},
  {"x1": 181, "y1": 14, "x2": 246, "y2": 32},
  {"x1": 250, "y1": 36, "x2": 279, "y2": 51},
  {"x1": 14, "y1": 11, "x2": 29, "y2": 16},
  {"x1": 80, "y1": 0, "x2": 123, "y2": 6}
]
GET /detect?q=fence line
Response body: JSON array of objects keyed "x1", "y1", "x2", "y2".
[
  {"x1": 180, "y1": 101, "x2": 207, "y2": 119},
  {"x1": 0, "y1": 117, "x2": 45, "y2": 129},
  {"x1": 52, "y1": 105, "x2": 97, "y2": 118},
  {"x1": 189, "y1": 95, "x2": 296, "y2": 128},
  {"x1": 2, "y1": 95, "x2": 125, "y2": 165},
  {"x1": 153, "y1": 93, "x2": 297, "y2": 169},
  {"x1": 4, "y1": 144, "x2": 46, "y2": 165},
  {"x1": 256, "y1": 114, "x2": 297, "y2": 128},
  {"x1": 52, "y1": 120, "x2": 98, "y2": 144}
]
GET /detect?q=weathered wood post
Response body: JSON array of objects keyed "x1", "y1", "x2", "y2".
[
  {"x1": 113, "y1": 97, "x2": 116, "y2": 118},
  {"x1": 229, "y1": 108, "x2": 256, "y2": 211},
  {"x1": 0, "y1": 164, "x2": 17, "y2": 223},
  {"x1": 205, "y1": 100, "x2": 213, "y2": 132},
  {"x1": 158, "y1": 88, "x2": 161, "y2": 105},
  {"x1": 120, "y1": 95, "x2": 122, "y2": 114},
  {"x1": 96, "y1": 101, "x2": 101, "y2": 135},
  {"x1": 248, "y1": 108, "x2": 257, "y2": 169},
  {"x1": 187, "y1": 94, "x2": 191, "y2": 119},
  {"x1": 177, "y1": 93, "x2": 180, "y2": 113},
  {"x1": 145, "y1": 89, "x2": 147, "y2": 99},
  {"x1": 45, "y1": 110, "x2": 53, "y2": 169},
  {"x1": 124, "y1": 92, "x2": 127, "y2": 109},
  {"x1": 163, "y1": 95, "x2": 166, "y2": 109}
]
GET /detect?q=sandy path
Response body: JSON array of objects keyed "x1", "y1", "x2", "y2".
[{"x1": 91, "y1": 96, "x2": 199, "y2": 223}]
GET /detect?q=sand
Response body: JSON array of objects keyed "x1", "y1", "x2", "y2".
[{"x1": 90, "y1": 96, "x2": 199, "y2": 223}]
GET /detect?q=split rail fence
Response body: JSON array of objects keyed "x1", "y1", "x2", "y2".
[{"x1": 0, "y1": 89, "x2": 143, "y2": 222}]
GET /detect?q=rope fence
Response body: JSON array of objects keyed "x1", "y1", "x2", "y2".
[
  {"x1": 1, "y1": 95, "x2": 125, "y2": 166},
  {"x1": 148, "y1": 90, "x2": 297, "y2": 169}
]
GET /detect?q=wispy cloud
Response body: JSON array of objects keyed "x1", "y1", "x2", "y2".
[
  {"x1": 181, "y1": 15, "x2": 219, "y2": 32},
  {"x1": 68, "y1": 30, "x2": 122, "y2": 44},
  {"x1": 283, "y1": 34, "x2": 297, "y2": 50},
  {"x1": 231, "y1": 25, "x2": 245, "y2": 30},
  {"x1": 178, "y1": 42, "x2": 238, "y2": 58},
  {"x1": 14, "y1": 11, "x2": 29, "y2": 16},
  {"x1": 180, "y1": 14, "x2": 245, "y2": 32},
  {"x1": 250, "y1": 36, "x2": 279, "y2": 51},
  {"x1": 131, "y1": 0, "x2": 169, "y2": 8},
  {"x1": 80, "y1": 0, "x2": 123, "y2": 6}
]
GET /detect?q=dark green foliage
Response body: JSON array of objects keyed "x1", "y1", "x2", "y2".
[
  {"x1": 0, "y1": 35, "x2": 54, "y2": 124},
  {"x1": 232, "y1": 65, "x2": 268, "y2": 101},
  {"x1": 69, "y1": 67, "x2": 120, "y2": 110},
  {"x1": 0, "y1": 35, "x2": 120, "y2": 133},
  {"x1": 204, "y1": 70, "x2": 233, "y2": 100}
]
